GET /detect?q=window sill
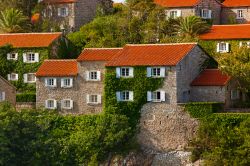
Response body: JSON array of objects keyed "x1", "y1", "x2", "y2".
[{"x1": 61, "y1": 86, "x2": 73, "y2": 88}]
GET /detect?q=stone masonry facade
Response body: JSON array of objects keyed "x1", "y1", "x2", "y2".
[
  {"x1": 221, "y1": 7, "x2": 250, "y2": 24},
  {"x1": 0, "y1": 76, "x2": 16, "y2": 106}
]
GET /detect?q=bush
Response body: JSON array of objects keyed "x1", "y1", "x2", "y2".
[
  {"x1": 16, "y1": 93, "x2": 36, "y2": 102},
  {"x1": 185, "y1": 102, "x2": 223, "y2": 118}
]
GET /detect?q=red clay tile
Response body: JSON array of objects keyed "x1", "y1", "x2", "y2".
[
  {"x1": 154, "y1": 0, "x2": 199, "y2": 7},
  {"x1": 223, "y1": 0, "x2": 250, "y2": 7}
]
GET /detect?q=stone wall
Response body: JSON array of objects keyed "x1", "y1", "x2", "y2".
[
  {"x1": 0, "y1": 76, "x2": 16, "y2": 106},
  {"x1": 221, "y1": 7, "x2": 250, "y2": 24},
  {"x1": 16, "y1": 102, "x2": 35, "y2": 110}
]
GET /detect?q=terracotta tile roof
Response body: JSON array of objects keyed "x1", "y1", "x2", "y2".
[
  {"x1": 106, "y1": 43, "x2": 197, "y2": 67},
  {"x1": 223, "y1": 0, "x2": 250, "y2": 7},
  {"x1": 77, "y1": 48, "x2": 123, "y2": 62},
  {"x1": 42, "y1": 0, "x2": 76, "y2": 4},
  {"x1": 191, "y1": 69, "x2": 231, "y2": 86},
  {"x1": 36, "y1": 60, "x2": 78, "y2": 77},
  {"x1": 199, "y1": 24, "x2": 250, "y2": 40},
  {"x1": 0, "y1": 33, "x2": 62, "y2": 48},
  {"x1": 154, "y1": 0, "x2": 199, "y2": 7}
]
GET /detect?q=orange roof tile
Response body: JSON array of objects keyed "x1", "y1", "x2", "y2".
[
  {"x1": 223, "y1": 0, "x2": 250, "y2": 7},
  {"x1": 199, "y1": 24, "x2": 250, "y2": 40},
  {"x1": 77, "y1": 48, "x2": 122, "y2": 62},
  {"x1": 191, "y1": 69, "x2": 231, "y2": 86},
  {"x1": 0, "y1": 33, "x2": 62, "y2": 48},
  {"x1": 106, "y1": 43, "x2": 197, "y2": 67},
  {"x1": 154, "y1": 0, "x2": 199, "y2": 7},
  {"x1": 36, "y1": 60, "x2": 78, "y2": 77},
  {"x1": 42, "y1": 0, "x2": 76, "y2": 4}
]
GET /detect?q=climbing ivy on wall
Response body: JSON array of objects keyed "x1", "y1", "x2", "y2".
[{"x1": 104, "y1": 67, "x2": 164, "y2": 129}]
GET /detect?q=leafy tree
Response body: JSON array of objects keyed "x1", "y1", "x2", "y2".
[{"x1": 0, "y1": 8, "x2": 30, "y2": 33}]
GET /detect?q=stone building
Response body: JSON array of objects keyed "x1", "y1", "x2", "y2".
[
  {"x1": 36, "y1": 48, "x2": 122, "y2": 114},
  {"x1": 191, "y1": 69, "x2": 242, "y2": 107},
  {"x1": 41, "y1": 0, "x2": 111, "y2": 31},
  {"x1": 0, "y1": 75, "x2": 16, "y2": 106},
  {"x1": 154, "y1": 0, "x2": 222, "y2": 24},
  {"x1": 221, "y1": 0, "x2": 250, "y2": 24}
]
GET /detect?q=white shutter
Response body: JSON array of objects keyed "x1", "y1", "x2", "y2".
[
  {"x1": 116, "y1": 67, "x2": 121, "y2": 78},
  {"x1": 86, "y1": 94, "x2": 90, "y2": 103},
  {"x1": 208, "y1": 10, "x2": 212, "y2": 19},
  {"x1": 97, "y1": 71, "x2": 101, "y2": 81},
  {"x1": 129, "y1": 91, "x2": 134, "y2": 101},
  {"x1": 45, "y1": 78, "x2": 48, "y2": 86},
  {"x1": 1, "y1": 92, "x2": 5, "y2": 101},
  {"x1": 160, "y1": 67, "x2": 166, "y2": 77},
  {"x1": 216, "y1": 43, "x2": 220, "y2": 52},
  {"x1": 147, "y1": 67, "x2": 152, "y2": 77},
  {"x1": 69, "y1": 78, "x2": 73, "y2": 87},
  {"x1": 65, "y1": 7, "x2": 69, "y2": 16},
  {"x1": 23, "y1": 74, "x2": 28, "y2": 83},
  {"x1": 61, "y1": 78, "x2": 64, "y2": 87},
  {"x1": 247, "y1": 42, "x2": 250, "y2": 47},
  {"x1": 85, "y1": 71, "x2": 90, "y2": 81},
  {"x1": 23, "y1": 53, "x2": 27, "y2": 62},
  {"x1": 161, "y1": 91, "x2": 166, "y2": 102},
  {"x1": 35, "y1": 53, "x2": 39, "y2": 62},
  {"x1": 129, "y1": 67, "x2": 134, "y2": 77},
  {"x1": 53, "y1": 78, "x2": 57, "y2": 87},
  {"x1": 70, "y1": 100, "x2": 73, "y2": 109},
  {"x1": 147, "y1": 91, "x2": 152, "y2": 102},
  {"x1": 15, "y1": 53, "x2": 18, "y2": 60},
  {"x1": 177, "y1": 10, "x2": 182, "y2": 17},
  {"x1": 53, "y1": 100, "x2": 57, "y2": 109},
  {"x1": 226, "y1": 43, "x2": 230, "y2": 52},
  {"x1": 7, "y1": 53, "x2": 11, "y2": 60},
  {"x1": 15, "y1": 74, "x2": 19, "y2": 80},
  {"x1": 116, "y1": 92, "x2": 121, "y2": 101},
  {"x1": 58, "y1": 8, "x2": 61, "y2": 16},
  {"x1": 239, "y1": 42, "x2": 243, "y2": 47},
  {"x1": 45, "y1": 100, "x2": 48, "y2": 108},
  {"x1": 97, "y1": 95, "x2": 102, "y2": 104},
  {"x1": 7, "y1": 74, "x2": 10, "y2": 81}
]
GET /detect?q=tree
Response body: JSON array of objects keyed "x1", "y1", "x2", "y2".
[{"x1": 0, "y1": 8, "x2": 30, "y2": 33}]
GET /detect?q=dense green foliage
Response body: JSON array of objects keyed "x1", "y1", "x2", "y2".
[
  {"x1": 0, "y1": 102, "x2": 132, "y2": 165},
  {"x1": 16, "y1": 93, "x2": 36, "y2": 102}
]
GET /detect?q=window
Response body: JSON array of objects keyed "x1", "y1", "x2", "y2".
[
  {"x1": 147, "y1": 67, "x2": 165, "y2": 77},
  {"x1": 116, "y1": 91, "x2": 133, "y2": 102},
  {"x1": 24, "y1": 73, "x2": 36, "y2": 83},
  {"x1": 217, "y1": 42, "x2": 229, "y2": 53},
  {"x1": 45, "y1": 78, "x2": 57, "y2": 87},
  {"x1": 231, "y1": 90, "x2": 240, "y2": 100},
  {"x1": 58, "y1": 7, "x2": 68, "y2": 17},
  {"x1": 86, "y1": 71, "x2": 101, "y2": 81},
  {"x1": 0, "y1": 92, "x2": 5, "y2": 102},
  {"x1": 116, "y1": 67, "x2": 134, "y2": 78},
  {"x1": 45, "y1": 100, "x2": 57, "y2": 109},
  {"x1": 61, "y1": 78, "x2": 73, "y2": 88},
  {"x1": 23, "y1": 53, "x2": 39, "y2": 63},
  {"x1": 237, "y1": 10, "x2": 243, "y2": 19},
  {"x1": 169, "y1": 10, "x2": 181, "y2": 18},
  {"x1": 201, "y1": 9, "x2": 212, "y2": 19},
  {"x1": 8, "y1": 73, "x2": 18, "y2": 81},
  {"x1": 61, "y1": 99, "x2": 73, "y2": 109},
  {"x1": 239, "y1": 41, "x2": 250, "y2": 48},
  {"x1": 7, "y1": 53, "x2": 18, "y2": 60},
  {"x1": 147, "y1": 91, "x2": 165, "y2": 102},
  {"x1": 86, "y1": 94, "x2": 101, "y2": 104}
]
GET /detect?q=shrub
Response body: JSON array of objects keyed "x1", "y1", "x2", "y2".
[{"x1": 16, "y1": 93, "x2": 36, "y2": 102}]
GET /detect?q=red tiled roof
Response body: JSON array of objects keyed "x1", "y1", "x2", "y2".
[
  {"x1": 154, "y1": 0, "x2": 199, "y2": 7},
  {"x1": 77, "y1": 48, "x2": 122, "y2": 62},
  {"x1": 42, "y1": 0, "x2": 76, "y2": 4},
  {"x1": 106, "y1": 43, "x2": 197, "y2": 66},
  {"x1": 199, "y1": 24, "x2": 250, "y2": 40},
  {"x1": 36, "y1": 60, "x2": 78, "y2": 77},
  {"x1": 223, "y1": 0, "x2": 250, "y2": 7},
  {"x1": 191, "y1": 69, "x2": 231, "y2": 86},
  {"x1": 0, "y1": 33, "x2": 62, "y2": 48}
]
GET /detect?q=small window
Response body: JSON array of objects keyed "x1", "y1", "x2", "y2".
[
  {"x1": 239, "y1": 41, "x2": 250, "y2": 48},
  {"x1": 87, "y1": 94, "x2": 101, "y2": 104},
  {"x1": 45, "y1": 78, "x2": 57, "y2": 87},
  {"x1": 58, "y1": 7, "x2": 68, "y2": 17},
  {"x1": 121, "y1": 68, "x2": 130, "y2": 77},
  {"x1": 23, "y1": 53, "x2": 39, "y2": 63},
  {"x1": 116, "y1": 91, "x2": 133, "y2": 102},
  {"x1": 152, "y1": 68, "x2": 161, "y2": 77},
  {"x1": 61, "y1": 78, "x2": 73, "y2": 88},
  {"x1": 147, "y1": 67, "x2": 165, "y2": 77},
  {"x1": 217, "y1": 42, "x2": 229, "y2": 53},
  {"x1": 231, "y1": 90, "x2": 240, "y2": 100},
  {"x1": 169, "y1": 10, "x2": 181, "y2": 18},
  {"x1": 8, "y1": 73, "x2": 18, "y2": 81},
  {"x1": 0, "y1": 92, "x2": 5, "y2": 102},
  {"x1": 147, "y1": 91, "x2": 165, "y2": 102},
  {"x1": 45, "y1": 99, "x2": 57, "y2": 109},
  {"x1": 7, "y1": 53, "x2": 18, "y2": 60},
  {"x1": 116, "y1": 67, "x2": 134, "y2": 78},
  {"x1": 201, "y1": 9, "x2": 211, "y2": 19},
  {"x1": 24, "y1": 73, "x2": 36, "y2": 83},
  {"x1": 121, "y1": 91, "x2": 130, "y2": 101},
  {"x1": 61, "y1": 99, "x2": 73, "y2": 109},
  {"x1": 152, "y1": 91, "x2": 161, "y2": 102},
  {"x1": 86, "y1": 71, "x2": 101, "y2": 81},
  {"x1": 237, "y1": 10, "x2": 243, "y2": 19}
]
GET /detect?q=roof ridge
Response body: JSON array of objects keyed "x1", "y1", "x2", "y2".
[
  {"x1": 0, "y1": 32, "x2": 62, "y2": 35},
  {"x1": 125, "y1": 43, "x2": 197, "y2": 46},
  {"x1": 0, "y1": 75, "x2": 16, "y2": 89},
  {"x1": 84, "y1": 48, "x2": 123, "y2": 50},
  {"x1": 212, "y1": 24, "x2": 250, "y2": 27},
  {"x1": 44, "y1": 59, "x2": 77, "y2": 61}
]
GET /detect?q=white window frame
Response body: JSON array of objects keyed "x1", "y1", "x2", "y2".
[
  {"x1": 45, "y1": 78, "x2": 57, "y2": 87},
  {"x1": 7, "y1": 53, "x2": 18, "y2": 60},
  {"x1": 23, "y1": 52, "x2": 39, "y2": 63},
  {"x1": 116, "y1": 67, "x2": 134, "y2": 78},
  {"x1": 116, "y1": 91, "x2": 134, "y2": 102},
  {"x1": 23, "y1": 73, "x2": 36, "y2": 83},
  {"x1": 45, "y1": 99, "x2": 57, "y2": 109},
  {"x1": 231, "y1": 90, "x2": 240, "y2": 100},
  {"x1": 8, "y1": 73, "x2": 18, "y2": 81},
  {"x1": 217, "y1": 42, "x2": 230, "y2": 53},
  {"x1": 61, "y1": 78, "x2": 73, "y2": 88},
  {"x1": 169, "y1": 10, "x2": 181, "y2": 18},
  {"x1": 239, "y1": 41, "x2": 250, "y2": 48},
  {"x1": 147, "y1": 67, "x2": 165, "y2": 78},
  {"x1": 0, "y1": 92, "x2": 5, "y2": 102},
  {"x1": 86, "y1": 71, "x2": 101, "y2": 81},
  {"x1": 86, "y1": 94, "x2": 102, "y2": 104},
  {"x1": 236, "y1": 9, "x2": 243, "y2": 19},
  {"x1": 58, "y1": 7, "x2": 69, "y2": 17},
  {"x1": 147, "y1": 91, "x2": 166, "y2": 102},
  {"x1": 61, "y1": 99, "x2": 73, "y2": 109},
  {"x1": 201, "y1": 9, "x2": 212, "y2": 19}
]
